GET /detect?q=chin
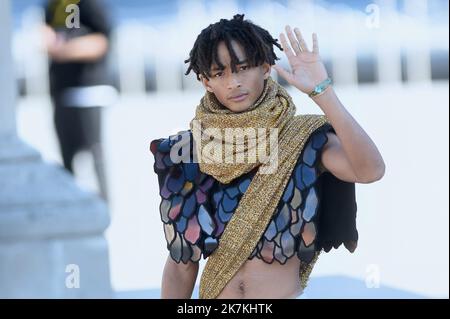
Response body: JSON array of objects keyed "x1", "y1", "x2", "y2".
[
  {"x1": 227, "y1": 105, "x2": 251, "y2": 113},
  {"x1": 224, "y1": 100, "x2": 254, "y2": 113}
]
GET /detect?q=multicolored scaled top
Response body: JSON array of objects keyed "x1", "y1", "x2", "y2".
[{"x1": 150, "y1": 124, "x2": 358, "y2": 266}]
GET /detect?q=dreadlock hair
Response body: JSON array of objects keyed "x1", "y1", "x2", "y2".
[{"x1": 184, "y1": 14, "x2": 283, "y2": 81}]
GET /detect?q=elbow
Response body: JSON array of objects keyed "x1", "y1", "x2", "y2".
[
  {"x1": 376, "y1": 160, "x2": 386, "y2": 181},
  {"x1": 358, "y1": 162, "x2": 385, "y2": 183}
]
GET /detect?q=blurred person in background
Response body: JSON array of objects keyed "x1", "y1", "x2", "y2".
[{"x1": 42, "y1": 0, "x2": 114, "y2": 202}]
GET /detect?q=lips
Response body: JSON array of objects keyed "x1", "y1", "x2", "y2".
[{"x1": 229, "y1": 93, "x2": 248, "y2": 102}]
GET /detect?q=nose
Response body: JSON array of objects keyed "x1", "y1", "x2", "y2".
[{"x1": 226, "y1": 72, "x2": 242, "y2": 90}]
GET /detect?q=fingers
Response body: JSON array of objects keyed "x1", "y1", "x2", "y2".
[
  {"x1": 285, "y1": 25, "x2": 302, "y2": 55},
  {"x1": 312, "y1": 32, "x2": 319, "y2": 54},
  {"x1": 279, "y1": 25, "x2": 319, "y2": 59},
  {"x1": 293, "y1": 27, "x2": 309, "y2": 52},
  {"x1": 279, "y1": 33, "x2": 296, "y2": 63}
]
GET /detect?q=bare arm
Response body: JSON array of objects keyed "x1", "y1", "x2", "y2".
[
  {"x1": 56, "y1": 33, "x2": 109, "y2": 62},
  {"x1": 161, "y1": 255, "x2": 199, "y2": 299},
  {"x1": 42, "y1": 25, "x2": 109, "y2": 63},
  {"x1": 274, "y1": 25, "x2": 385, "y2": 183},
  {"x1": 313, "y1": 88, "x2": 385, "y2": 183}
]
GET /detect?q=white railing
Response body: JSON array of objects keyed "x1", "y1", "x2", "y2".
[{"x1": 12, "y1": 0, "x2": 448, "y2": 97}]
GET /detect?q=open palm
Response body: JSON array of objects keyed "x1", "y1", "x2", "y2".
[{"x1": 273, "y1": 25, "x2": 329, "y2": 94}]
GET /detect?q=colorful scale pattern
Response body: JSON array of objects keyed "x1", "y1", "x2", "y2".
[{"x1": 150, "y1": 127, "x2": 330, "y2": 265}]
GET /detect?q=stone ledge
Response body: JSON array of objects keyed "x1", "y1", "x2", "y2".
[
  {"x1": 0, "y1": 235, "x2": 111, "y2": 298},
  {"x1": 0, "y1": 158, "x2": 109, "y2": 240},
  {"x1": 0, "y1": 136, "x2": 111, "y2": 298},
  {"x1": 0, "y1": 134, "x2": 40, "y2": 163}
]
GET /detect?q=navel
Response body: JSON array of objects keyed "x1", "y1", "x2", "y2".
[{"x1": 238, "y1": 280, "x2": 246, "y2": 295}]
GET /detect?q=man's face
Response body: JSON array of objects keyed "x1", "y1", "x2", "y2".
[{"x1": 200, "y1": 40, "x2": 271, "y2": 113}]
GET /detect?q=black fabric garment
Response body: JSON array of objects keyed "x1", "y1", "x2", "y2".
[
  {"x1": 52, "y1": 100, "x2": 108, "y2": 201},
  {"x1": 53, "y1": 103, "x2": 102, "y2": 170},
  {"x1": 44, "y1": 0, "x2": 113, "y2": 95},
  {"x1": 316, "y1": 170, "x2": 358, "y2": 252},
  {"x1": 315, "y1": 125, "x2": 359, "y2": 253},
  {"x1": 44, "y1": 0, "x2": 111, "y2": 201}
]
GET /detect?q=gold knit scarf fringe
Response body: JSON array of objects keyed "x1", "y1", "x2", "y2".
[{"x1": 189, "y1": 77, "x2": 329, "y2": 299}]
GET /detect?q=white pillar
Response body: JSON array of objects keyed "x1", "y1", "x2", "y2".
[
  {"x1": 330, "y1": 11, "x2": 359, "y2": 86},
  {"x1": 404, "y1": 0, "x2": 432, "y2": 83},
  {"x1": 375, "y1": 0, "x2": 403, "y2": 84},
  {"x1": 0, "y1": 0, "x2": 17, "y2": 136},
  {"x1": 0, "y1": 0, "x2": 112, "y2": 298},
  {"x1": 116, "y1": 24, "x2": 147, "y2": 95}
]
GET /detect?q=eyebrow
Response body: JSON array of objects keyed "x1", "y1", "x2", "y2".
[{"x1": 211, "y1": 59, "x2": 249, "y2": 71}]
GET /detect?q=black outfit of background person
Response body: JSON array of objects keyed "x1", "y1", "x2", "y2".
[{"x1": 44, "y1": 0, "x2": 114, "y2": 202}]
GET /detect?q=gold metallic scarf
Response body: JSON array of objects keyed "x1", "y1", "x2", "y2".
[{"x1": 189, "y1": 76, "x2": 329, "y2": 299}]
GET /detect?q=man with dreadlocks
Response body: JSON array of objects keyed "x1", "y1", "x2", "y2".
[{"x1": 150, "y1": 14, "x2": 385, "y2": 299}]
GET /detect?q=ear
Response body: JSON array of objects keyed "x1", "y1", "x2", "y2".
[
  {"x1": 262, "y1": 63, "x2": 272, "y2": 80},
  {"x1": 200, "y1": 74, "x2": 214, "y2": 93}
]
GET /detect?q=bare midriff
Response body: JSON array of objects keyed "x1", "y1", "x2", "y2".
[{"x1": 215, "y1": 249, "x2": 303, "y2": 299}]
